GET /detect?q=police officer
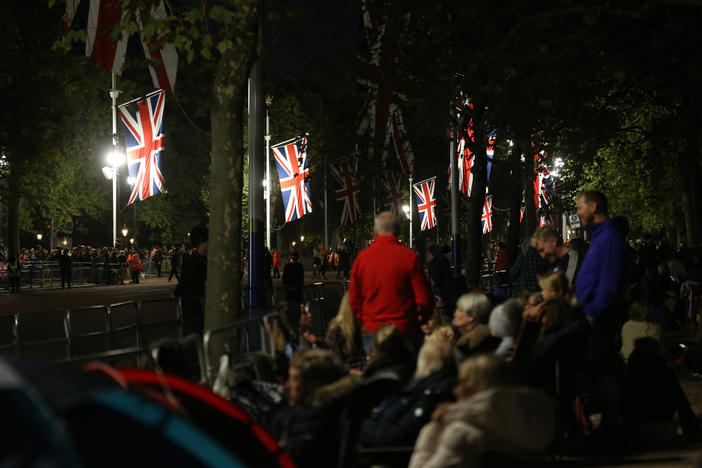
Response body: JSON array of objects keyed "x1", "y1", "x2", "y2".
[
  {"x1": 174, "y1": 225, "x2": 208, "y2": 336},
  {"x1": 7, "y1": 255, "x2": 21, "y2": 293}
]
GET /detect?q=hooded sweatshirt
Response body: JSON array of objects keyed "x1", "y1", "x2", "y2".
[
  {"x1": 409, "y1": 386, "x2": 555, "y2": 468},
  {"x1": 575, "y1": 217, "x2": 629, "y2": 319}
]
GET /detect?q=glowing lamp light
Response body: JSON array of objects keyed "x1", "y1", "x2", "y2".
[
  {"x1": 129, "y1": 238, "x2": 135, "y2": 245},
  {"x1": 121, "y1": 227, "x2": 128, "y2": 237},
  {"x1": 36, "y1": 233, "x2": 43, "y2": 240},
  {"x1": 300, "y1": 236, "x2": 305, "y2": 242},
  {"x1": 402, "y1": 204, "x2": 410, "y2": 214},
  {"x1": 106, "y1": 150, "x2": 126, "y2": 167},
  {"x1": 101, "y1": 167, "x2": 114, "y2": 180}
]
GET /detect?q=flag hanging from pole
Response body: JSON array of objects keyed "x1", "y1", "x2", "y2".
[
  {"x1": 482, "y1": 195, "x2": 493, "y2": 234},
  {"x1": 119, "y1": 90, "x2": 167, "y2": 205},
  {"x1": 76, "y1": 0, "x2": 178, "y2": 90},
  {"x1": 413, "y1": 177, "x2": 437, "y2": 231},
  {"x1": 136, "y1": 1, "x2": 178, "y2": 91},
  {"x1": 356, "y1": 0, "x2": 414, "y2": 175},
  {"x1": 86, "y1": 0, "x2": 129, "y2": 74},
  {"x1": 272, "y1": 137, "x2": 312, "y2": 222},
  {"x1": 330, "y1": 156, "x2": 361, "y2": 226},
  {"x1": 382, "y1": 170, "x2": 404, "y2": 217}
]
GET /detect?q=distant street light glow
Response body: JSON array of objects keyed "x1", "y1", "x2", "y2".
[
  {"x1": 106, "y1": 150, "x2": 125, "y2": 167},
  {"x1": 36, "y1": 233, "x2": 42, "y2": 240}
]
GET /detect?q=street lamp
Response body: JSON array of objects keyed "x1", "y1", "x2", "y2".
[
  {"x1": 265, "y1": 94, "x2": 273, "y2": 249},
  {"x1": 300, "y1": 235, "x2": 305, "y2": 242},
  {"x1": 402, "y1": 204, "x2": 410, "y2": 217},
  {"x1": 103, "y1": 149, "x2": 126, "y2": 247},
  {"x1": 121, "y1": 226, "x2": 128, "y2": 237},
  {"x1": 129, "y1": 238, "x2": 135, "y2": 245},
  {"x1": 36, "y1": 233, "x2": 43, "y2": 241}
]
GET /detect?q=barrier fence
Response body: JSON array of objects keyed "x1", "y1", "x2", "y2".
[{"x1": 0, "y1": 258, "x2": 175, "y2": 290}]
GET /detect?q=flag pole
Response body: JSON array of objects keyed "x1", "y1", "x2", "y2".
[
  {"x1": 265, "y1": 97, "x2": 271, "y2": 249},
  {"x1": 110, "y1": 72, "x2": 121, "y2": 247},
  {"x1": 410, "y1": 174, "x2": 414, "y2": 249}
]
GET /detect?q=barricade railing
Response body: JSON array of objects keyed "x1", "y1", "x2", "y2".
[
  {"x1": 5, "y1": 298, "x2": 183, "y2": 365},
  {"x1": 202, "y1": 313, "x2": 277, "y2": 385},
  {"x1": 0, "y1": 261, "x2": 131, "y2": 290}
]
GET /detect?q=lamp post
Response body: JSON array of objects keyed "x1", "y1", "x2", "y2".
[
  {"x1": 104, "y1": 150, "x2": 125, "y2": 247},
  {"x1": 36, "y1": 233, "x2": 42, "y2": 248},
  {"x1": 265, "y1": 95, "x2": 272, "y2": 248},
  {"x1": 402, "y1": 204, "x2": 412, "y2": 247}
]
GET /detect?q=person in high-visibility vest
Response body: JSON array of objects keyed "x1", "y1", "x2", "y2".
[
  {"x1": 272, "y1": 248, "x2": 282, "y2": 278},
  {"x1": 127, "y1": 251, "x2": 143, "y2": 284}
]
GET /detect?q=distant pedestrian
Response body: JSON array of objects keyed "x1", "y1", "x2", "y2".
[
  {"x1": 127, "y1": 251, "x2": 143, "y2": 284},
  {"x1": 7, "y1": 255, "x2": 21, "y2": 293},
  {"x1": 168, "y1": 247, "x2": 181, "y2": 282},
  {"x1": 272, "y1": 248, "x2": 282, "y2": 278},
  {"x1": 59, "y1": 248, "x2": 72, "y2": 289},
  {"x1": 174, "y1": 225, "x2": 208, "y2": 336},
  {"x1": 153, "y1": 247, "x2": 163, "y2": 277},
  {"x1": 282, "y1": 252, "x2": 305, "y2": 326}
]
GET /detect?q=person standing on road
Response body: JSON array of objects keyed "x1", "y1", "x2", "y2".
[
  {"x1": 153, "y1": 246, "x2": 163, "y2": 278},
  {"x1": 168, "y1": 246, "x2": 181, "y2": 282},
  {"x1": 349, "y1": 212, "x2": 433, "y2": 355},
  {"x1": 174, "y1": 225, "x2": 208, "y2": 336},
  {"x1": 7, "y1": 255, "x2": 21, "y2": 293},
  {"x1": 272, "y1": 248, "x2": 282, "y2": 279},
  {"x1": 59, "y1": 248, "x2": 72, "y2": 289},
  {"x1": 127, "y1": 251, "x2": 143, "y2": 284},
  {"x1": 282, "y1": 252, "x2": 305, "y2": 327}
]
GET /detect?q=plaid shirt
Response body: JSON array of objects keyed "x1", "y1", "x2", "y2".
[{"x1": 510, "y1": 247, "x2": 550, "y2": 292}]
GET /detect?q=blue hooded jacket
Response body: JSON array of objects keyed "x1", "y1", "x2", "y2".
[{"x1": 575, "y1": 217, "x2": 629, "y2": 319}]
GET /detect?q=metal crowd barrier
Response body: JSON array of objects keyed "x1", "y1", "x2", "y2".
[
  {"x1": 202, "y1": 313, "x2": 278, "y2": 385},
  {"x1": 0, "y1": 298, "x2": 183, "y2": 364},
  {"x1": 0, "y1": 261, "x2": 131, "y2": 290}
]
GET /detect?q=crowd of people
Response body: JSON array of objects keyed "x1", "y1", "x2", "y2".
[
  {"x1": 206, "y1": 191, "x2": 702, "y2": 468},
  {"x1": 0, "y1": 243, "x2": 194, "y2": 292}
]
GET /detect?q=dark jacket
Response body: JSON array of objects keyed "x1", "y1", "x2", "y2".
[
  {"x1": 271, "y1": 376, "x2": 360, "y2": 468},
  {"x1": 282, "y1": 261, "x2": 305, "y2": 302},
  {"x1": 360, "y1": 367, "x2": 456, "y2": 447},
  {"x1": 575, "y1": 217, "x2": 629, "y2": 319}
]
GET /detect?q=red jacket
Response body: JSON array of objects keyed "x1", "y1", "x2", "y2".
[{"x1": 348, "y1": 235, "x2": 433, "y2": 334}]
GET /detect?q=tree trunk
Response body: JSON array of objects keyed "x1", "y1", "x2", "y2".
[
  {"x1": 464, "y1": 104, "x2": 488, "y2": 288},
  {"x1": 204, "y1": 15, "x2": 259, "y2": 363},
  {"x1": 6, "y1": 168, "x2": 21, "y2": 258}
]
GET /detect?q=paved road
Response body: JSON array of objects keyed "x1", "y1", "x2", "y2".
[
  {"x1": 0, "y1": 272, "x2": 347, "y2": 315},
  {"x1": 0, "y1": 277, "x2": 174, "y2": 315}
]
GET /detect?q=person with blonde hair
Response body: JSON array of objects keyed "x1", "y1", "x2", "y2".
[
  {"x1": 409, "y1": 355, "x2": 555, "y2": 468},
  {"x1": 325, "y1": 292, "x2": 367, "y2": 372}
]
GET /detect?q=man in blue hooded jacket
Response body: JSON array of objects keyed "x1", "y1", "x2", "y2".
[{"x1": 575, "y1": 190, "x2": 629, "y2": 437}]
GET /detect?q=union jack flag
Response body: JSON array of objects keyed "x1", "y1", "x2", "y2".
[
  {"x1": 448, "y1": 113, "x2": 495, "y2": 196},
  {"x1": 482, "y1": 195, "x2": 493, "y2": 234},
  {"x1": 357, "y1": 0, "x2": 414, "y2": 175},
  {"x1": 382, "y1": 170, "x2": 404, "y2": 216},
  {"x1": 413, "y1": 177, "x2": 437, "y2": 231},
  {"x1": 119, "y1": 90, "x2": 167, "y2": 205},
  {"x1": 330, "y1": 156, "x2": 361, "y2": 226},
  {"x1": 272, "y1": 137, "x2": 312, "y2": 222}
]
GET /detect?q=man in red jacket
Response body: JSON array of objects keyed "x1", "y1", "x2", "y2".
[{"x1": 349, "y1": 211, "x2": 433, "y2": 355}]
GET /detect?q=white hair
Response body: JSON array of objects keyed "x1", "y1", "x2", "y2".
[
  {"x1": 415, "y1": 341, "x2": 453, "y2": 380},
  {"x1": 456, "y1": 293, "x2": 492, "y2": 324}
]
